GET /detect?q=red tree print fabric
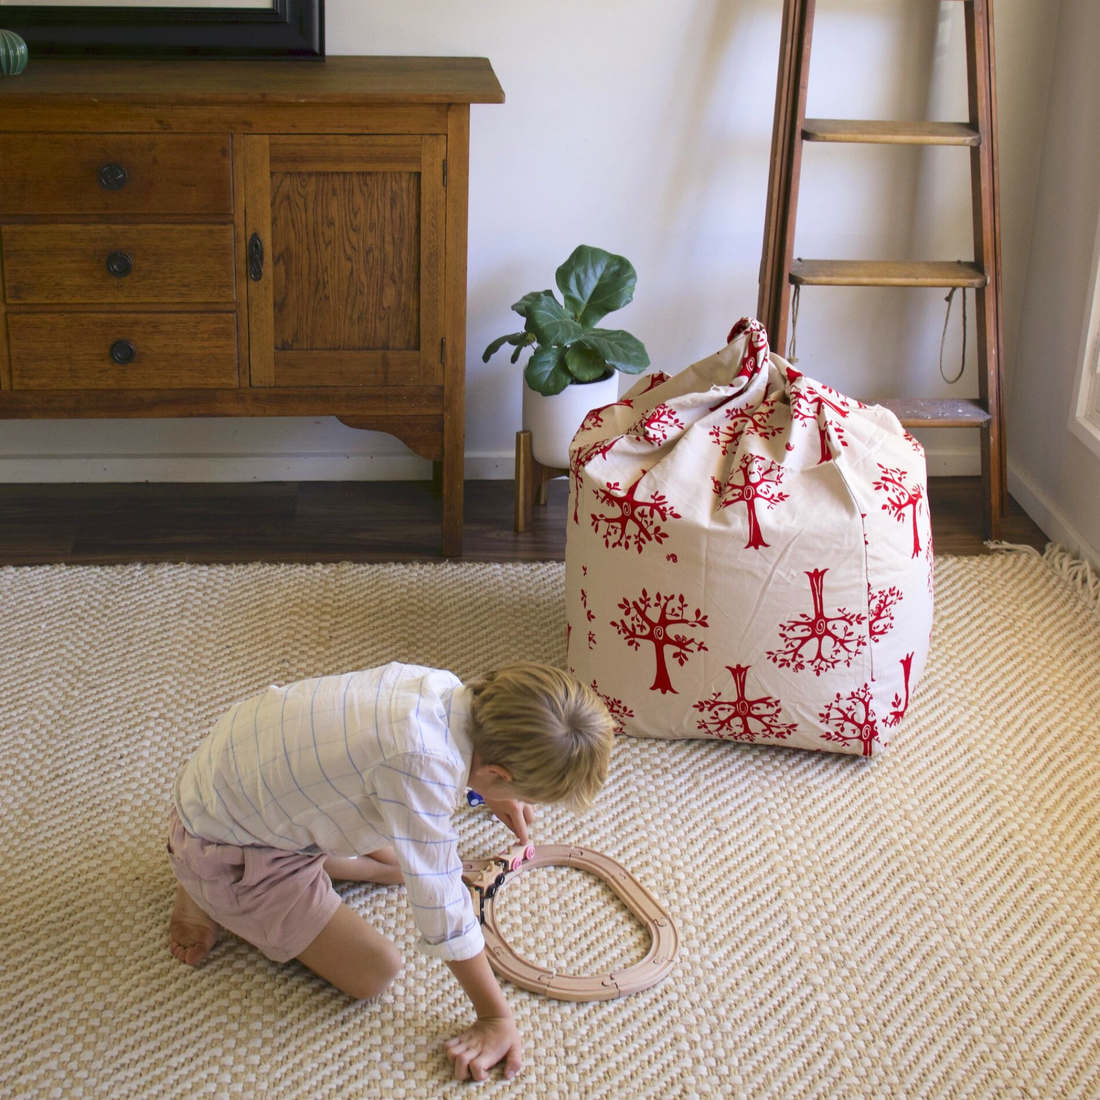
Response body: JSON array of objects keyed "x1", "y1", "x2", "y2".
[
  {"x1": 788, "y1": 372, "x2": 864, "y2": 464},
  {"x1": 884, "y1": 653, "x2": 914, "y2": 728},
  {"x1": 564, "y1": 316, "x2": 932, "y2": 755},
  {"x1": 580, "y1": 587, "x2": 595, "y2": 624},
  {"x1": 590, "y1": 471, "x2": 682, "y2": 552},
  {"x1": 819, "y1": 683, "x2": 882, "y2": 757},
  {"x1": 635, "y1": 372, "x2": 670, "y2": 396},
  {"x1": 569, "y1": 436, "x2": 619, "y2": 524},
  {"x1": 868, "y1": 585, "x2": 903, "y2": 641},
  {"x1": 579, "y1": 398, "x2": 634, "y2": 434},
  {"x1": 693, "y1": 665, "x2": 797, "y2": 742},
  {"x1": 727, "y1": 317, "x2": 770, "y2": 377},
  {"x1": 630, "y1": 403, "x2": 685, "y2": 446},
  {"x1": 591, "y1": 681, "x2": 635, "y2": 735},
  {"x1": 611, "y1": 589, "x2": 708, "y2": 694},
  {"x1": 708, "y1": 393, "x2": 784, "y2": 455},
  {"x1": 767, "y1": 568, "x2": 867, "y2": 675},
  {"x1": 712, "y1": 454, "x2": 789, "y2": 549},
  {"x1": 873, "y1": 464, "x2": 925, "y2": 558}
]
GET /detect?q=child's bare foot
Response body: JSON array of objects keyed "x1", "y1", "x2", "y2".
[{"x1": 169, "y1": 884, "x2": 219, "y2": 965}]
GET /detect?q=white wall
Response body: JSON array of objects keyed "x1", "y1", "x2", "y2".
[
  {"x1": 0, "y1": 0, "x2": 1060, "y2": 484},
  {"x1": 1007, "y1": 0, "x2": 1100, "y2": 566}
]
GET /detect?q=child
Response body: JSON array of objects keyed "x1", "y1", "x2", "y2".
[{"x1": 166, "y1": 661, "x2": 614, "y2": 1083}]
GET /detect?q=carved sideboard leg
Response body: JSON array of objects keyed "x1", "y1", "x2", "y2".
[{"x1": 441, "y1": 418, "x2": 464, "y2": 558}]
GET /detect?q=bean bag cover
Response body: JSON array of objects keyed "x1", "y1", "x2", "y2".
[{"x1": 565, "y1": 318, "x2": 933, "y2": 757}]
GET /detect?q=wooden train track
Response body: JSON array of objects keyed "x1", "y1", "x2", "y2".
[{"x1": 461, "y1": 843, "x2": 679, "y2": 1001}]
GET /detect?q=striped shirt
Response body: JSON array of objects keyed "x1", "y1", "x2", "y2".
[{"x1": 173, "y1": 662, "x2": 484, "y2": 962}]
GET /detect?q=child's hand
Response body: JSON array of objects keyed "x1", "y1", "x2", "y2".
[
  {"x1": 483, "y1": 798, "x2": 535, "y2": 843},
  {"x1": 443, "y1": 1016, "x2": 523, "y2": 1082}
]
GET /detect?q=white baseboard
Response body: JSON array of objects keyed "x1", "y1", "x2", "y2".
[
  {"x1": 1007, "y1": 459, "x2": 1100, "y2": 571},
  {"x1": 0, "y1": 440, "x2": 977, "y2": 482}
]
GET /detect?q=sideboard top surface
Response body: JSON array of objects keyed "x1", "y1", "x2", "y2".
[{"x1": 0, "y1": 56, "x2": 505, "y2": 105}]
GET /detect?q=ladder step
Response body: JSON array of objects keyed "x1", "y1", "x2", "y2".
[
  {"x1": 879, "y1": 398, "x2": 992, "y2": 428},
  {"x1": 803, "y1": 119, "x2": 980, "y2": 146},
  {"x1": 790, "y1": 260, "x2": 987, "y2": 288}
]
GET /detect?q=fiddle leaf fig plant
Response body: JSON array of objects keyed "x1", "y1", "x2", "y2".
[{"x1": 483, "y1": 245, "x2": 650, "y2": 396}]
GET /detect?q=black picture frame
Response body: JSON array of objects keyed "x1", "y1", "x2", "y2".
[{"x1": 1, "y1": 1, "x2": 325, "y2": 59}]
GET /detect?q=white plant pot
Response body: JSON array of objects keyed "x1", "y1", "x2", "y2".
[{"x1": 522, "y1": 373, "x2": 621, "y2": 469}]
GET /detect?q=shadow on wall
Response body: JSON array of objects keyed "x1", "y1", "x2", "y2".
[
  {"x1": 641, "y1": 0, "x2": 975, "y2": 409},
  {"x1": 646, "y1": 0, "x2": 774, "y2": 357},
  {"x1": 464, "y1": 0, "x2": 1019, "y2": 474}
]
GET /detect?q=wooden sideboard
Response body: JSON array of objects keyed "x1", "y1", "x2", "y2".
[{"x1": 0, "y1": 57, "x2": 504, "y2": 556}]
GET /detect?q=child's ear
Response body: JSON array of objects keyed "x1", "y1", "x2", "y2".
[{"x1": 485, "y1": 764, "x2": 514, "y2": 784}]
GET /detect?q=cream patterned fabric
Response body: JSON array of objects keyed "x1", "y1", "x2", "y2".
[
  {"x1": 567, "y1": 320, "x2": 933, "y2": 756},
  {"x1": 1, "y1": 550, "x2": 1099, "y2": 1099}
]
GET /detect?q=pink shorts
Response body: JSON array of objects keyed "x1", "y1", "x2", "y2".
[{"x1": 166, "y1": 809, "x2": 342, "y2": 963}]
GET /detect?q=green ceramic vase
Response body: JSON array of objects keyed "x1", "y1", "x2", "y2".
[{"x1": 0, "y1": 29, "x2": 29, "y2": 77}]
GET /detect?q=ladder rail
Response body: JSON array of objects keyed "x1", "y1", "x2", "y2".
[
  {"x1": 965, "y1": 0, "x2": 1005, "y2": 533},
  {"x1": 985, "y1": 0, "x2": 1009, "y2": 515},
  {"x1": 757, "y1": 0, "x2": 816, "y2": 347}
]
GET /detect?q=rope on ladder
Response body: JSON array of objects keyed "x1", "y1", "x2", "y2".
[
  {"x1": 787, "y1": 280, "x2": 801, "y2": 365},
  {"x1": 939, "y1": 286, "x2": 967, "y2": 384}
]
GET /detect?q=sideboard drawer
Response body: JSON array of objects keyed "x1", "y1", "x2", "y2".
[
  {"x1": 2, "y1": 224, "x2": 237, "y2": 305},
  {"x1": 7, "y1": 312, "x2": 238, "y2": 389},
  {"x1": 0, "y1": 134, "x2": 232, "y2": 215}
]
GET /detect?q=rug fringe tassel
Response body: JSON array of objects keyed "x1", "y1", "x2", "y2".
[
  {"x1": 1041, "y1": 543, "x2": 1100, "y2": 612},
  {"x1": 986, "y1": 540, "x2": 1100, "y2": 612},
  {"x1": 984, "y1": 540, "x2": 1041, "y2": 556}
]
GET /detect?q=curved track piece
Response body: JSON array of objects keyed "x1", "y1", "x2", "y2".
[{"x1": 461, "y1": 844, "x2": 679, "y2": 1002}]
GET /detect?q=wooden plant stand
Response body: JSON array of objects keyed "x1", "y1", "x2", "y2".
[{"x1": 514, "y1": 429, "x2": 568, "y2": 533}]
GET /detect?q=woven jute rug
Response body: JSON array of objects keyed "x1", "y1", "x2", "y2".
[{"x1": 2, "y1": 547, "x2": 1099, "y2": 1100}]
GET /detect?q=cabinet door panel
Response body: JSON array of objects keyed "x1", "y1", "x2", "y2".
[
  {"x1": 271, "y1": 168, "x2": 421, "y2": 353},
  {"x1": 244, "y1": 134, "x2": 446, "y2": 389}
]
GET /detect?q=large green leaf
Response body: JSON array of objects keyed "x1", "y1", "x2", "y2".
[
  {"x1": 575, "y1": 329, "x2": 650, "y2": 373},
  {"x1": 482, "y1": 331, "x2": 529, "y2": 363},
  {"x1": 524, "y1": 345, "x2": 574, "y2": 395},
  {"x1": 512, "y1": 290, "x2": 585, "y2": 346},
  {"x1": 510, "y1": 337, "x2": 535, "y2": 364},
  {"x1": 556, "y1": 245, "x2": 637, "y2": 327},
  {"x1": 511, "y1": 289, "x2": 554, "y2": 317},
  {"x1": 564, "y1": 343, "x2": 610, "y2": 382}
]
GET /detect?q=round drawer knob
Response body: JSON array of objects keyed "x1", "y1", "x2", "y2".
[
  {"x1": 99, "y1": 163, "x2": 128, "y2": 190},
  {"x1": 110, "y1": 339, "x2": 136, "y2": 365},
  {"x1": 106, "y1": 251, "x2": 133, "y2": 278}
]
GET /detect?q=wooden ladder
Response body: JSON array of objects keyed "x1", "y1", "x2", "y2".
[{"x1": 758, "y1": 0, "x2": 1006, "y2": 538}]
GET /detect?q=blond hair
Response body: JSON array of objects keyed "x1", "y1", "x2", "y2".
[{"x1": 465, "y1": 663, "x2": 614, "y2": 812}]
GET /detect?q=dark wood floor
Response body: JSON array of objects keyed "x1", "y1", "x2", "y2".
[{"x1": 0, "y1": 476, "x2": 1048, "y2": 565}]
